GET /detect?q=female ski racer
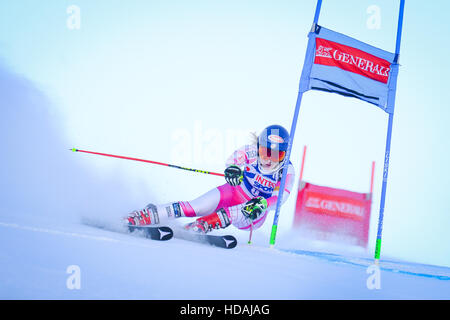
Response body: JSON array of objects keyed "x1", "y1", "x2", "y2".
[{"x1": 125, "y1": 124, "x2": 295, "y2": 234}]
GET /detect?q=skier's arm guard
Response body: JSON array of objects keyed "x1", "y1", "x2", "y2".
[{"x1": 225, "y1": 145, "x2": 257, "y2": 167}]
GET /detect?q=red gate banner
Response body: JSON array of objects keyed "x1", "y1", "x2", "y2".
[
  {"x1": 314, "y1": 38, "x2": 392, "y2": 84},
  {"x1": 293, "y1": 182, "x2": 372, "y2": 247}
]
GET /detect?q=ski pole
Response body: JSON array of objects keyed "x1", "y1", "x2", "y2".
[{"x1": 70, "y1": 148, "x2": 225, "y2": 177}]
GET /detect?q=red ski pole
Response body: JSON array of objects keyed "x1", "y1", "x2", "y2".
[{"x1": 71, "y1": 148, "x2": 225, "y2": 177}]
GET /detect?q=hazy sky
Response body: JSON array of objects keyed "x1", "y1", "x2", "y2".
[{"x1": 1, "y1": 0, "x2": 449, "y2": 267}]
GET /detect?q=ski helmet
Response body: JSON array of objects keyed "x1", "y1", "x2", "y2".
[{"x1": 257, "y1": 124, "x2": 289, "y2": 174}]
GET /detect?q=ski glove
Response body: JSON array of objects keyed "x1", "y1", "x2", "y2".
[
  {"x1": 241, "y1": 196, "x2": 268, "y2": 221},
  {"x1": 224, "y1": 165, "x2": 243, "y2": 186}
]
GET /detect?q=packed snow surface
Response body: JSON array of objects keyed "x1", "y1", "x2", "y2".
[{"x1": 1, "y1": 214, "x2": 448, "y2": 300}]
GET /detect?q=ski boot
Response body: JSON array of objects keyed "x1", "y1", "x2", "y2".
[
  {"x1": 125, "y1": 203, "x2": 160, "y2": 226},
  {"x1": 125, "y1": 202, "x2": 186, "y2": 226},
  {"x1": 184, "y1": 208, "x2": 231, "y2": 234}
]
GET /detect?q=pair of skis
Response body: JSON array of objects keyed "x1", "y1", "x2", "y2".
[{"x1": 128, "y1": 225, "x2": 237, "y2": 249}]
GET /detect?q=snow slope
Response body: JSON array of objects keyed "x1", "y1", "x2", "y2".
[{"x1": 1, "y1": 214, "x2": 448, "y2": 300}]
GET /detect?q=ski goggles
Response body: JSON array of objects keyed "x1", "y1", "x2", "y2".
[{"x1": 258, "y1": 146, "x2": 286, "y2": 162}]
